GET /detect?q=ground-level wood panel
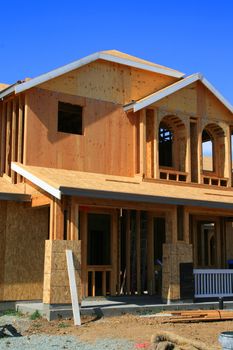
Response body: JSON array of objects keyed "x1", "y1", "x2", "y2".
[{"x1": 2, "y1": 202, "x2": 49, "y2": 301}]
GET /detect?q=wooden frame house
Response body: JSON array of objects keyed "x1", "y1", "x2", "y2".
[{"x1": 0, "y1": 50, "x2": 233, "y2": 306}]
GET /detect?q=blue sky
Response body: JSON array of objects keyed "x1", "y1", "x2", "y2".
[{"x1": 0, "y1": 0, "x2": 232, "y2": 103}]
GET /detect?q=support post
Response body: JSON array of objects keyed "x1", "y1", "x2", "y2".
[
  {"x1": 136, "y1": 211, "x2": 141, "y2": 295},
  {"x1": 153, "y1": 108, "x2": 159, "y2": 179},
  {"x1": 126, "y1": 210, "x2": 131, "y2": 294},
  {"x1": 139, "y1": 109, "x2": 146, "y2": 176}
]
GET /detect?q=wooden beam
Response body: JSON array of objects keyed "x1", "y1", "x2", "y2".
[
  {"x1": 110, "y1": 210, "x2": 118, "y2": 295},
  {"x1": 136, "y1": 210, "x2": 141, "y2": 295},
  {"x1": 49, "y1": 199, "x2": 55, "y2": 240},
  {"x1": 153, "y1": 108, "x2": 159, "y2": 179},
  {"x1": 70, "y1": 199, "x2": 79, "y2": 240},
  {"x1": 147, "y1": 213, "x2": 154, "y2": 295},
  {"x1": 0, "y1": 102, "x2": 6, "y2": 175},
  {"x1": 80, "y1": 211, "x2": 88, "y2": 297},
  {"x1": 185, "y1": 120, "x2": 191, "y2": 182},
  {"x1": 31, "y1": 194, "x2": 50, "y2": 208},
  {"x1": 126, "y1": 210, "x2": 131, "y2": 294},
  {"x1": 5, "y1": 101, "x2": 11, "y2": 176},
  {"x1": 11, "y1": 98, "x2": 17, "y2": 182},
  {"x1": 53, "y1": 198, "x2": 64, "y2": 240},
  {"x1": 17, "y1": 95, "x2": 24, "y2": 182},
  {"x1": 183, "y1": 208, "x2": 190, "y2": 243},
  {"x1": 139, "y1": 109, "x2": 146, "y2": 176}
]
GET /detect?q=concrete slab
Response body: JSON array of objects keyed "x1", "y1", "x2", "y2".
[{"x1": 2, "y1": 296, "x2": 233, "y2": 321}]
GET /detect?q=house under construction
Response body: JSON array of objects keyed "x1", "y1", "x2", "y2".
[{"x1": 0, "y1": 50, "x2": 233, "y2": 307}]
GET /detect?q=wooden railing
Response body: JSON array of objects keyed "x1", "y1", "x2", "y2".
[
  {"x1": 202, "y1": 172, "x2": 228, "y2": 187},
  {"x1": 159, "y1": 168, "x2": 188, "y2": 182},
  {"x1": 194, "y1": 269, "x2": 233, "y2": 298},
  {"x1": 87, "y1": 265, "x2": 112, "y2": 297}
]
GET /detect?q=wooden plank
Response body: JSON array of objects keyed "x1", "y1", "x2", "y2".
[
  {"x1": 80, "y1": 211, "x2": 88, "y2": 297},
  {"x1": 49, "y1": 199, "x2": 55, "y2": 240},
  {"x1": 102, "y1": 271, "x2": 106, "y2": 296},
  {"x1": 147, "y1": 213, "x2": 154, "y2": 295},
  {"x1": 70, "y1": 199, "x2": 79, "y2": 240},
  {"x1": 153, "y1": 108, "x2": 159, "y2": 179},
  {"x1": 126, "y1": 210, "x2": 131, "y2": 294},
  {"x1": 92, "y1": 271, "x2": 95, "y2": 297},
  {"x1": 139, "y1": 109, "x2": 146, "y2": 176},
  {"x1": 136, "y1": 210, "x2": 141, "y2": 295},
  {"x1": 5, "y1": 101, "x2": 12, "y2": 176},
  {"x1": 110, "y1": 210, "x2": 118, "y2": 295},
  {"x1": 0, "y1": 102, "x2": 6, "y2": 174},
  {"x1": 17, "y1": 95, "x2": 24, "y2": 182},
  {"x1": 53, "y1": 198, "x2": 64, "y2": 240},
  {"x1": 11, "y1": 98, "x2": 17, "y2": 182},
  {"x1": 31, "y1": 194, "x2": 50, "y2": 208},
  {"x1": 66, "y1": 249, "x2": 81, "y2": 326}
]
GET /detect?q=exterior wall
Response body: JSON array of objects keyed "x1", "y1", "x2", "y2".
[
  {"x1": 1, "y1": 202, "x2": 49, "y2": 301},
  {"x1": 24, "y1": 88, "x2": 136, "y2": 176},
  {"x1": 39, "y1": 59, "x2": 177, "y2": 105},
  {"x1": 43, "y1": 240, "x2": 81, "y2": 304}
]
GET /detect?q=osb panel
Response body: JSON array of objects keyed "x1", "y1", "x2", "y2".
[
  {"x1": 24, "y1": 88, "x2": 136, "y2": 176},
  {"x1": 0, "y1": 202, "x2": 7, "y2": 300},
  {"x1": 43, "y1": 240, "x2": 81, "y2": 304},
  {"x1": 154, "y1": 81, "x2": 232, "y2": 123},
  {"x1": 3, "y1": 203, "x2": 49, "y2": 301},
  {"x1": 39, "y1": 60, "x2": 177, "y2": 105},
  {"x1": 162, "y1": 243, "x2": 193, "y2": 301},
  {"x1": 154, "y1": 82, "x2": 197, "y2": 115}
]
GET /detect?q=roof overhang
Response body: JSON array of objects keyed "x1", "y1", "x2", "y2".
[
  {"x1": 124, "y1": 73, "x2": 233, "y2": 114},
  {"x1": 11, "y1": 162, "x2": 233, "y2": 210},
  {"x1": 0, "y1": 51, "x2": 184, "y2": 99}
]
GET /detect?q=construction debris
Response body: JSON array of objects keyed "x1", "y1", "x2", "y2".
[{"x1": 160, "y1": 309, "x2": 233, "y2": 323}]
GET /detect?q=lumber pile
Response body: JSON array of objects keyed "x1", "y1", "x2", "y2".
[{"x1": 161, "y1": 309, "x2": 233, "y2": 323}]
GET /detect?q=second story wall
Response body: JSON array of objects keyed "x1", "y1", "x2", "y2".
[{"x1": 24, "y1": 87, "x2": 137, "y2": 176}]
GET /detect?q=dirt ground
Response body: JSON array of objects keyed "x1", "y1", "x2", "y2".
[{"x1": 24, "y1": 313, "x2": 233, "y2": 349}]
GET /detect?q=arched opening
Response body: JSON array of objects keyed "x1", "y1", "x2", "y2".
[
  {"x1": 202, "y1": 123, "x2": 225, "y2": 178},
  {"x1": 202, "y1": 129, "x2": 214, "y2": 171},
  {"x1": 158, "y1": 115, "x2": 186, "y2": 172},
  {"x1": 159, "y1": 123, "x2": 173, "y2": 167}
]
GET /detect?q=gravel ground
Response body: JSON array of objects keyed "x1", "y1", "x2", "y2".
[{"x1": 0, "y1": 335, "x2": 135, "y2": 350}]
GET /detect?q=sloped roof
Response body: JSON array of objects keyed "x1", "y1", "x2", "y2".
[
  {"x1": 11, "y1": 162, "x2": 233, "y2": 210},
  {"x1": 124, "y1": 73, "x2": 233, "y2": 113},
  {"x1": 0, "y1": 50, "x2": 184, "y2": 99}
]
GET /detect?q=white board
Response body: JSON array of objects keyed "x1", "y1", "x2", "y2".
[{"x1": 66, "y1": 249, "x2": 81, "y2": 326}]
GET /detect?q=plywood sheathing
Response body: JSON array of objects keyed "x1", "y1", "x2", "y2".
[
  {"x1": 2, "y1": 203, "x2": 49, "y2": 301},
  {"x1": 38, "y1": 60, "x2": 177, "y2": 105},
  {"x1": 12, "y1": 163, "x2": 233, "y2": 209},
  {"x1": 43, "y1": 240, "x2": 81, "y2": 304},
  {"x1": 24, "y1": 88, "x2": 136, "y2": 177}
]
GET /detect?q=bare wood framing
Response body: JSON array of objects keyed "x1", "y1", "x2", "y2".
[
  {"x1": 11, "y1": 98, "x2": 17, "y2": 182},
  {"x1": 136, "y1": 210, "x2": 141, "y2": 295},
  {"x1": 17, "y1": 94, "x2": 24, "y2": 182},
  {"x1": 5, "y1": 101, "x2": 12, "y2": 176},
  {"x1": 0, "y1": 102, "x2": 6, "y2": 174},
  {"x1": 139, "y1": 109, "x2": 146, "y2": 175},
  {"x1": 126, "y1": 210, "x2": 131, "y2": 294}
]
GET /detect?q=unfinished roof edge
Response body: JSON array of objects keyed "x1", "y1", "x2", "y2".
[
  {"x1": 124, "y1": 73, "x2": 233, "y2": 113},
  {"x1": 11, "y1": 50, "x2": 184, "y2": 96},
  {"x1": 11, "y1": 162, "x2": 61, "y2": 199}
]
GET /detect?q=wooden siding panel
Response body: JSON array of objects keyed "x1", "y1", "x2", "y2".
[{"x1": 25, "y1": 88, "x2": 135, "y2": 176}]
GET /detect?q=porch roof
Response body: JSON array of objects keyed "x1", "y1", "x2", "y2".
[
  {"x1": 0, "y1": 176, "x2": 30, "y2": 202},
  {"x1": 11, "y1": 162, "x2": 233, "y2": 210}
]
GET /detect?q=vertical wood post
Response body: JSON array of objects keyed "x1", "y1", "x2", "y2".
[
  {"x1": 53, "y1": 198, "x2": 64, "y2": 240},
  {"x1": 11, "y1": 98, "x2": 17, "y2": 182},
  {"x1": 136, "y1": 210, "x2": 141, "y2": 295},
  {"x1": 183, "y1": 208, "x2": 190, "y2": 243},
  {"x1": 185, "y1": 120, "x2": 191, "y2": 182},
  {"x1": 126, "y1": 210, "x2": 131, "y2": 294},
  {"x1": 70, "y1": 198, "x2": 79, "y2": 240},
  {"x1": 81, "y1": 211, "x2": 87, "y2": 297},
  {"x1": 139, "y1": 109, "x2": 146, "y2": 176},
  {"x1": 110, "y1": 210, "x2": 118, "y2": 295},
  {"x1": 17, "y1": 95, "x2": 24, "y2": 182},
  {"x1": 225, "y1": 126, "x2": 232, "y2": 186},
  {"x1": 5, "y1": 101, "x2": 11, "y2": 176},
  {"x1": 153, "y1": 108, "x2": 159, "y2": 179},
  {"x1": 147, "y1": 213, "x2": 154, "y2": 295},
  {"x1": 0, "y1": 102, "x2": 6, "y2": 174}
]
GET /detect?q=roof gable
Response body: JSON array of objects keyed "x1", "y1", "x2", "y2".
[{"x1": 124, "y1": 73, "x2": 233, "y2": 114}]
